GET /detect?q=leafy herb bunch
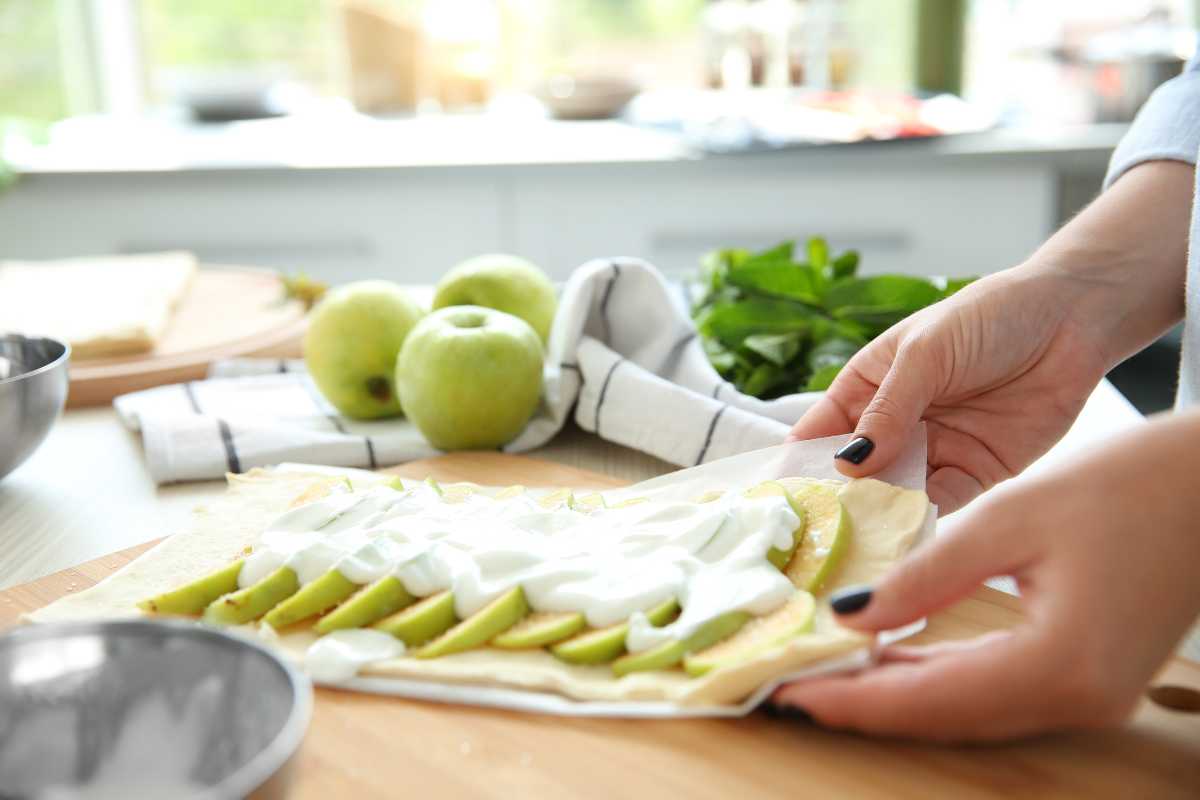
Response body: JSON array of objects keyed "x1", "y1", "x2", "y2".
[{"x1": 692, "y1": 238, "x2": 973, "y2": 399}]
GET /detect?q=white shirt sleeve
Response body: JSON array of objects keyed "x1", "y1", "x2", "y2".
[{"x1": 1104, "y1": 44, "x2": 1200, "y2": 189}]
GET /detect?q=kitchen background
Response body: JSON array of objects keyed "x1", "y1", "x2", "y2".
[{"x1": 1, "y1": 0, "x2": 1196, "y2": 410}]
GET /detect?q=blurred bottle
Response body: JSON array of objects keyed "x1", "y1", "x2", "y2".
[
  {"x1": 702, "y1": 0, "x2": 755, "y2": 89},
  {"x1": 336, "y1": 0, "x2": 423, "y2": 114},
  {"x1": 711, "y1": 0, "x2": 854, "y2": 91},
  {"x1": 748, "y1": 0, "x2": 803, "y2": 88},
  {"x1": 423, "y1": 0, "x2": 500, "y2": 111},
  {"x1": 791, "y1": 0, "x2": 854, "y2": 90}
]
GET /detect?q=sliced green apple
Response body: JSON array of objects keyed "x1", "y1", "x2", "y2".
[
  {"x1": 785, "y1": 481, "x2": 852, "y2": 594},
  {"x1": 417, "y1": 587, "x2": 530, "y2": 658},
  {"x1": 203, "y1": 566, "x2": 300, "y2": 626},
  {"x1": 538, "y1": 488, "x2": 574, "y2": 510},
  {"x1": 611, "y1": 610, "x2": 751, "y2": 677},
  {"x1": 137, "y1": 559, "x2": 244, "y2": 616},
  {"x1": 492, "y1": 611, "x2": 586, "y2": 649},
  {"x1": 572, "y1": 492, "x2": 607, "y2": 512},
  {"x1": 742, "y1": 481, "x2": 808, "y2": 571},
  {"x1": 372, "y1": 590, "x2": 458, "y2": 647},
  {"x1": 683, "y1": 590, "x2": 817, "y2": 677},
  {"x1": 314, "y1": 575, "x2": 415, "y2": 634},
  {"x1": 263, "y1": 569, "x2": 358, "y2": 629},
  {"x1": 550, "y1": 597, "x2": 679, "y2": 665}
]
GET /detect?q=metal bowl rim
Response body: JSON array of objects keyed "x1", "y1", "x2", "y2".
[
  {"x1": 0, "y1": 618, "x2": 313, "y2": 797},
  {"x1": 0, "y1": 333, "x2": 71, "y2": 387}
]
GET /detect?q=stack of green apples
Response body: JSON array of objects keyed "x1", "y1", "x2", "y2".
[{"x1": 304, "y1": 254, "x2": 557, "y2": 449}]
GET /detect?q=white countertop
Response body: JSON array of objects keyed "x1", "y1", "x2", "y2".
[{"x1": 10, "y1": 113, "x2": 1126, "y2": 176}]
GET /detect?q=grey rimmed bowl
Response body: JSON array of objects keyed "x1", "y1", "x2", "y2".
[
  {"x1": 0, "y1": 619, "x2": 312, "y2": 799},
  {"x1": 0, "y1": 334, "x2": 70, "y2": 482}
]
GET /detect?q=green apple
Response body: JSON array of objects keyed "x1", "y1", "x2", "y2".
[
  {"x1": 396, "y1": 305, "x2": 543, "y2": 450},
  {"x1": 304, "y1": 280, "x2": 425, "y2": 419},
  {"x1": 432, "y1": 254, "x2": 557, "y2": 344}
]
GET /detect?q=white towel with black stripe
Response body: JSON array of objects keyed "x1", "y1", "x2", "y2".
[{"x1": 114, "y1": 258, "x2": 824, "y2": 484}]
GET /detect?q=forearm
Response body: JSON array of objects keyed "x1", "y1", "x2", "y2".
[{"x1": 1018, "y1": 160, "x2": 1193, "y2": 367}]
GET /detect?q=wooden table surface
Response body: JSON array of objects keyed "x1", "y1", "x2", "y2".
[{"x1": 3, "y1": 452, "x2": 1199, "y2": 799}]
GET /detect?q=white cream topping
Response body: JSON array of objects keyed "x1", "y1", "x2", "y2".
[
  {"x1": 247, "y1": 482, "x2": 800, "y2": 660},
  {"x1": 306, "y1": 629, "x2": 407, "y2": 683}
]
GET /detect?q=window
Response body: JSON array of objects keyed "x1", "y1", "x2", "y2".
[
  {"x1": 2, "y1": 1, "x2": 1196, "y2": 126},
  {"x1": 140, "y1": 0, "x2": 339, "y2": 101},
  {"x1": 0, "y1": 1, "x2": 72, "y2": 122}
]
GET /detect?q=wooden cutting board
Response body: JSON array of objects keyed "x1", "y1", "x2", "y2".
[
  {"x1": 66, "y1": 267, "x2": 307, "y2": 409},
  {"x1": 2, "y1": 452, "x2": 1199, "y2": 798}
]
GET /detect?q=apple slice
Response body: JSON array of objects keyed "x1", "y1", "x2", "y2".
[
  {"x1": 786, "y1": 481, "x2": 852, "y2": 594},
  {"x1": 416, "y1": 587, "x2": 530, "y2": 658},
  {"x1": 494, "y1": 485, "x2": 527, "y2": 500},
  {"x1": 492, "y1": 611, "x2": 586, "y2": 649},
  {"x1": 137, "y1": 559, "x2": 244, "y2": 616},
  {"x1": 682, "y1": 590, "x2": 816, "y2": 676},
  {"x1": 203, "y1": 566, "x2": 299, "y2": 626},
  {"x1": 572, "y1": 492, "x2": 607, "y2": 512},
  {"x1": 611, "y1": 610, "x2": 751, "y2": 677},
  {"x1": 314, "y1": 575, "x2": 416, "y2": 634},
  {"x1": 263, "y1": 569, "x2": 358, "y2": 629},
  {"x1": 372, "y1": 590, "x2": 458, "y2": 647},
  {"x1": 741, "y1": 481, "x2": 808, "y2": 571},
  {"x1": 538, "y1": 488, "x2": 575, "y2": 510},
  {"x1": 550, "y1": 597, "x2": 679, "y2": 665}
]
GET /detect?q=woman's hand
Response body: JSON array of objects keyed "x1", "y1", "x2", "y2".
[
  {"x1": 773, "y1": 410, "x2": 1200, "y2": 742},
  {"x1": 789, "y1": 265, "x2": 1108, "y2": 514},
  {"x1": 789, "y1": 161, "x2": 1193, "y2": 515}
]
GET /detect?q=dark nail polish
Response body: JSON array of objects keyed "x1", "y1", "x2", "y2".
[
  {"x1": 830, "y1": 585, "x2": 873, "y2": 615},
  {"x1": 834, "y1": 437, "x2": 874, "y2": 465},
  {"x1": 763, "y1": 704, "x2": 814, "y2": 723}
]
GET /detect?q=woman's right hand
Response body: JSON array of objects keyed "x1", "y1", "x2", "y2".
[
  {"x1": 788, "y1": 263, "x2": 1109, "y2": 514},
  {"x1": 788, "y1": 161, "x2": 1193, "y2": 515}
]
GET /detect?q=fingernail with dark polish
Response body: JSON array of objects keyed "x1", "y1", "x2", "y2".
[
  {"x1": 830, "y1": 585, "x2": 873, "y2": 615},
  {"x1": 834, "y1": 436, "x2": 874, "y2": 465},
  {"x1": 764, "y1": 704, "x2": 814, "y2": 723}
]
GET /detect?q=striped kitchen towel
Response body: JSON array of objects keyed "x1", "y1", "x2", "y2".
[{"x1": 115, "y1": 258, "x2": 824, "y2": 483}]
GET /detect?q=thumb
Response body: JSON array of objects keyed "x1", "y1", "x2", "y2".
[
  {"x1": 828, "y1": 504, "x2": 1037, "y2": 632},
  {"x1": 833, "y1": 342, "x2": 938, "y2": 478}
]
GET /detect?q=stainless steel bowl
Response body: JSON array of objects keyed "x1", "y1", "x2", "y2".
[
  {"x1": 0, "y1": 620, "x2": 312, "y2": 799},
  {"x1": 0, "y1": 334, "x2": 70, "y2": 481}
]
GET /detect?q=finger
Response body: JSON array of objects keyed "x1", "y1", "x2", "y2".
[
  {"x1": 830, "y1": 501, "x2": 1038, "y2": 632},
  {"x1": 925, "y1": 465, "x2": 984, "y2": 515},
  {"x1": 772, "y1": 629, "x2": 1057, "y2": 741},
  {"x1": 834, "y1": 342, "x2": 942, "y2": 478},
  {"x1": 879, "y1": 629, "x2": 1014, "y2": 664},
  {"x1": 786, "y1": 393, "x2": 854, "y2": 442}
]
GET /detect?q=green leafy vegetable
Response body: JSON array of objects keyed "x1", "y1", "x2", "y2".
[
  {"x1": 804, "y1": 364, "x2": 844, "y2": 392},
  {"x1": 743, "y1": 332, "x2": 803, "y2": 366},
  {"x1": 695, "y1": 298, "x2": 819, "y2": 348},
  {"x1": 691, "y1": 238, "x2": 976, "y2": 398}
]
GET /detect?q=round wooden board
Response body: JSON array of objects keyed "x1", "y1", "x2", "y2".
[{"x1": 66, "y1": 267, "x2": 307, "y2": 408}]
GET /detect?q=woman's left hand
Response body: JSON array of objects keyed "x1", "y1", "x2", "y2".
[{"x1": 772, "y1": 410, "x2": 1200, "y2": 742}]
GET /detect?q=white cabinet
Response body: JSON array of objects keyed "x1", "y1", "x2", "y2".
[
  {"x1": 0, "y1": 139, "x2": 1093, "y2": 284},
  {"x1": 510, "y1": 158, "x2": 1054, "y2": 280}
]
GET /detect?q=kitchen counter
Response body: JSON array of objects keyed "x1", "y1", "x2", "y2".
[{"x1": 11, "y1": 114, "x2": 1126, "y2": 176}]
